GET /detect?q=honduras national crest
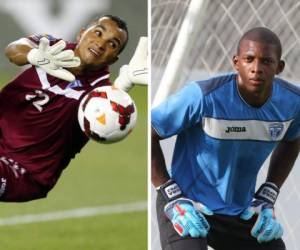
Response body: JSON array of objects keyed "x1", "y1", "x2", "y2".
[
  {"x1": 67, "y1": 80, "x2": 82, "y2": 89},
  {"x1": 269, "y1": 123, "x2": 284, "y2": 141}
]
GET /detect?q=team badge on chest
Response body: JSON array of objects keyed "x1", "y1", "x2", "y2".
[
  {"x1": 67, "y1": 80, "x2": 82, "y2": 89},
  {"x1": 269, "y1": 123, "x2": 284, "y2": 141}
]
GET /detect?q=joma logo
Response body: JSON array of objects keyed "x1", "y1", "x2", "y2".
[{"x1": 225, "y1": 126, "x2": 246, "y2": 133}]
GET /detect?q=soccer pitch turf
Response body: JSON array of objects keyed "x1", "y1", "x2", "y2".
[
  {"x1": 0, "y1": 212, "x2": 147, "y2": 250},
  {"x1": 0, "y1": 75, "x2": 148, "y2": 249}
]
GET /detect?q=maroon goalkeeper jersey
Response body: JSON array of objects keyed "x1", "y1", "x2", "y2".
[{"x1": 0, "y1": 35, "x2": 110, "y2": 190}]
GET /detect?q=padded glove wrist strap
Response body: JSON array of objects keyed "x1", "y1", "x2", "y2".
[
  {"x1": 255, "y1": 182, "x2": 279, "y2": 204},
  {"x1": 157, "y1": 179, "x2": 183, "y2": 202}
]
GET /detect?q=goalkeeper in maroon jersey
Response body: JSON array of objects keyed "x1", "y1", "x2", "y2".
[{"x1": 0, "y1": 15, "x2": 147, "y2": 202}]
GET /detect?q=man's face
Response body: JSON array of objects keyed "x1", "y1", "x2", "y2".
[
  {"x1": 233, "y1": 40, "x2": 284, "y2": 97},
  {"x1": 75, "y1": 17, "x2": 127, "y2": 69}
]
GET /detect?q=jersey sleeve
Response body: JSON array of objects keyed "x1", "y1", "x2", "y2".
[
  {"x1": 151, "y1": 82, "x2": 205, "y2": 138},
  {"x1": 27, "y1": 34, "x2": 61, "y2": 46},
  {"x1": 283, "y1": 112, "x2": 300, "y2": 141},
  {"x1": 26, "y1": 34, "x2": 76, "y2": 55}
]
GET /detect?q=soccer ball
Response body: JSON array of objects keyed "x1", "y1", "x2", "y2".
[{"x1": 78, "y1": 86, "x2": 137, "y2": 143}]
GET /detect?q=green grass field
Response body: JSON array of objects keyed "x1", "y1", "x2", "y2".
[{"x1": 0, "y1": 73, "x2": 148, "y2": 250}]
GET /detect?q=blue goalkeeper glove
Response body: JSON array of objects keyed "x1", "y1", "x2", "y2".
[
  {"x1": 158, "y1": 180, "x2": 213, "y2": 238},
  {"x1": 240, "y1": 182, "x2": 283, "y2": 243}
]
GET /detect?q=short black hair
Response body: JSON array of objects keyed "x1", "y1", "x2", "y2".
[
  {"x1": 89, "y1": 15, "x2": 129, "y2": 55},
  {"x1": 237, "y1": 27, "x2": 282, "y2": 59}
]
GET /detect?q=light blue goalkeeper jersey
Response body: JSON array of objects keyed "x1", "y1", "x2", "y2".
[{"x1": 152, "y1": 73, "x2": 300, "y2": 215}]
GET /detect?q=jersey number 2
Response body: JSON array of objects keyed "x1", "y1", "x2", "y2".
[{"x1": 25, "y1": 90, "x2": 50, "y2": 112}]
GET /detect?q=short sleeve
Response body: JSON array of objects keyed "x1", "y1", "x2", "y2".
[
  {"x1": 25, "y1": 34, "x2": 77, "y2": 52},
  {"x1": 27, "y1": 34, "x2": 61, "y2": 46},
  {"x1": 284, "y1": 113, "x2": 300, "y2": 141},
  {"x1": 151, "y1": 82, "x2": 205, "y2": 138}
]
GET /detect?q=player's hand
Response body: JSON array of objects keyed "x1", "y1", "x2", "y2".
[
  {"x1": 158, "y1": 180, "x2": 213, "y2": 238},
  {"x1": 114, "y1": 36, "x2": 148, "y2": 92},
  {"x1": 128, "y1": 36, "x2": 148, "y2": 85},
  {"x1": 27, "y1": 37, "x2": 81, "y2": 82},
  {"x1": 165, "y1": 197, "x2": 213, "y2": 237},
  {"x1": 240, "y1": 182, "x2": 283, "y2": 243}
]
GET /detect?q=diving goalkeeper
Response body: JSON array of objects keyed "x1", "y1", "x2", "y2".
[{"x1": 0, "y1": 15, "x2": 147, "y2": 202}]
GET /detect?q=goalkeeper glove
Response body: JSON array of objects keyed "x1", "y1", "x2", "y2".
[
  {"x1": 240, "y1": 182, "x2": 283, "y2": 243},
  {"x1": 158, "y1": 180, "x2": 213, "y2": 238},
  {"x1": 27, "y1": 37, "x2": 80, "y2": 82},
  {"x1": 114, "y1": 36, "x2": 148, "y2": 92}
]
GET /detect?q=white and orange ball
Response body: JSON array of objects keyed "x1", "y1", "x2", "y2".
[{"x1": 78, "y1": 86, "x2": 137, "y2": 143}]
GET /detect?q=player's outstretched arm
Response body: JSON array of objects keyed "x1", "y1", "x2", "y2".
[
  {"x1": 152, "y1": 127, "x2": 213, "y2": 238},
  {"x1": 5, "y1": 38, "x2": 33, "y2": 66},
  {"x1": 114, "y1": 36, "x2": 148, "y2": 92}
]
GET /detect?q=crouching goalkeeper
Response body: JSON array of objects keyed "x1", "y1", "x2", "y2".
[
  {"x1": 0, "y1": 15, "x2": 147, "y2": 202},
  {"x1": 152, "y1": 27, "x2": 300, "y2": 250}
]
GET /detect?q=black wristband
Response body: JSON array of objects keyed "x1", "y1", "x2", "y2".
[
  {"x1": 254, "y1": 182, "x2": 279, "y2": 204},
  {"x1": 157, "y1": 179, "x2": 183, "y2": 202}
]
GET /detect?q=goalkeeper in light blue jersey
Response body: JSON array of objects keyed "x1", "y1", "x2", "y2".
[{"x1": 152, "y1": 27, "x2": 300, "y2": 250}]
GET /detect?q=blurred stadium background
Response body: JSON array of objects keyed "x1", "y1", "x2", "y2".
[
  {"x1": 152, "y1": 0, "x2": 300, "y2": 249},
  {"x1": 0, "y1": 0, "x2": 147, "y2": 249}
]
